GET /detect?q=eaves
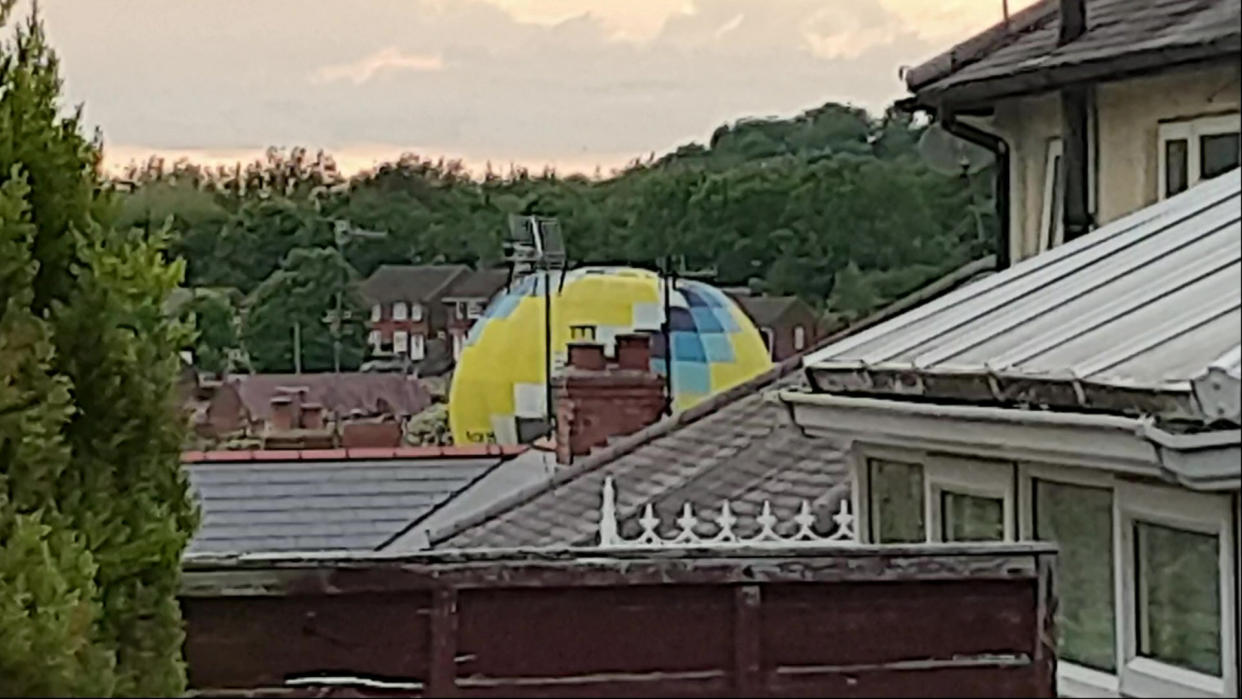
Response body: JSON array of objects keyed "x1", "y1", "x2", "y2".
[{"x1": 772, "y1": 390, "x2": 1240, "y2": 492}]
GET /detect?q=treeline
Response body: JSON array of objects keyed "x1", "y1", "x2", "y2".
[{"x1": 117, "y1": 102, "x2": 997, "y2": 374}]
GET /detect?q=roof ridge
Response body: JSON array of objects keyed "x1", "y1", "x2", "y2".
[{"x1": 428, "y1": 256, "x2": 997, "y2": 547}]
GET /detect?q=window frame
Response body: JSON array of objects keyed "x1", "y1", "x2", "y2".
[
  {"x1": 367, "y1": 330, "x2": 382, "y2": 354},
  {"x1": 924, "y1": 454, "x2": 1015, "y2": 543},
  {"x1": 370, "y1": 303, "x2": 382, "y2": 322},
  {"x1": 1041, "y1": 137, "x2": 1065, "y2": 252},
  {"x1": 1158, "y1": 114, "x2": 1242, "y2": 200},
  {"x1": 410, "y1": 303, "x2": 424, "y2": 322},
  {"x1": 793, "y1": 325, "x2": 807, "y2": 351},
  {"x1": 409, "y1": 332, "x2": 426, "y2": 360},
  {"x1": 1019, "y1": 463, "x2": 1122, "y2": 697},
  {"x1": 851, "y1": 445, "x2": 1016, "y2": 545},
  {"x1": 392, "y1": 301, "x2": 409, "y2": 322},
  {"x1": 393, "y1": 330, "x2": 409, "y2": 355},
  {"x1": 1116, "y1": 482, "x2": 1236, "y2": 698}
]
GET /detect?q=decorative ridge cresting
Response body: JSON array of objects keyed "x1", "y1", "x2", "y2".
[{"x1": 597, "y1": 476, "x2": 856, "y2": 549}]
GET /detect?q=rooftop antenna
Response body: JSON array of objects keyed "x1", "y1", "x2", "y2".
[
  {"x1": 657, "y1": 255, "x2": 718, "y2": 417},
  {"x1": 502, "y1": 215, "x2": 568, "y2": 437}
]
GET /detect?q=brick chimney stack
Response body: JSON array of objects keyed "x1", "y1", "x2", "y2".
[
  {"x1": 553, "y1": 334, "x2": 665, "y2": 465},
  {"x1": 269, "y1": 396, "x2": 295, "y2": 431}
]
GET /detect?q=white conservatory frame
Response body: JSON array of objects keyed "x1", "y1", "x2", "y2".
[{"x1": 780, "y1": 392, "x2": 1240, "y2": 699}]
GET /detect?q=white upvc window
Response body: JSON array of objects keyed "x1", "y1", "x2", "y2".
[
  {"x1": 393, "y1": 330, "x2": 409, "y2": 355},
  {"x1": 392, "y1": 301, "x2": 409, "y2": 321},
  {"x1": 410, "y1": 303, "x2": 424, "y2": 322},
  {"x1": 1019, "y1": 464, "x2": 1121, "y2": 697},
  {"x1": 860, "y1": 450, "x2": 1238, "y2": 699},
  {"x1": 370, "y1": 303, "x2": 382, "y2": 322},
  {"x1": 858, "y1": 449, "x2": 1014, "y2": 544},
  {"x1": 1041, "y1": 137, "x2": 1065, "y2": 252},
  {"x1": 793, "y1": 325, "x2": 807, "y2": 351},
  {"x1": 1116, "y1": 483, "x2": 1236, "y2": 698},
  {"x1": 1158, "y1": 114, "x2": 1241, "y2": 200},
  {"x1": 367, "y1": 330, "x2": 381, "y2": 354},
  {"x1": 409, "y1": 332, "x2": 425, "y2": 360}
]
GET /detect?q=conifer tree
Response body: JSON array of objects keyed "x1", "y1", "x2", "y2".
[{"x1": 0, "y1": 5, "x2": 197, "y2": 695}]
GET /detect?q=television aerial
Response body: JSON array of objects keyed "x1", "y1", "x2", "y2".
[{"x1": 917, "y1": 123, "x2": 995, "y2": 176}]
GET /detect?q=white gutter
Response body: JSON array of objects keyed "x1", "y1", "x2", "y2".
[{"x1": 772, "y1": 390, "x2": 1240, "y2": 490}]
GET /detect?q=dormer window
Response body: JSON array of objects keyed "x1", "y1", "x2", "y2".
[{"x1": 392, "y1": 301, "x2": 409, "y2": 321}]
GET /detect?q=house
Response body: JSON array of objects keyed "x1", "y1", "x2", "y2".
[
  {"x1": 903, "y1": 0, "x2": 1241, "y2": 265},
  {"x1": 181, "y1": 444, "x2": 537, "y2": 555},
  {"x1": 360, "y1": 264, "x2": 469, "y2": 361},
  {"x1": 440, "y1": 267, "x2": 511, "y2": 360},
  {"x1": 728, "y1": 293, "x2": 826, "y2": 360},
  {"x1": 776, "y1": 171, "x2": 1241, "y2": 698},
  {"x1": 191, "y1": 372, "x2": 433, "y2": 447}
]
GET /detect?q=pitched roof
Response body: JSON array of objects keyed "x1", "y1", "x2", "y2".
[
  {"x1": 431, "y1": 257, "x2": 998, "y2": 551},
  {"x1": 906, "y1": 0, "x2": 1241, "y2": 107},
  {"x1": 731, "y1": 295, "x2": 805, "y2": 327},
  {"x1": 359, "y1": 264, "x2": 469, "y2": 305},
  {"x1": 185, "y1": 455, "x2": 507, "y2": 555},
  {"x1": 441, "y1": 268, "x2": 511, "y2": 301},
  {"x1": 225, "y1": 373, "x2": 432, "y2": 420},
  {"x1": 805, "y1": 170, "x2": 1242, "y2": 425}
]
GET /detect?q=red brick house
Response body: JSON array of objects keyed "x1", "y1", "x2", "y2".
[
  {"x1": 728, "y1": 294, "x2": 827, "y2": 361},
  {"x1": 360, "y1": 265, "x2": 469, "y2": 361},
  {"x1": 440, "y1": 268, "x2": 510, "y2": 360}
]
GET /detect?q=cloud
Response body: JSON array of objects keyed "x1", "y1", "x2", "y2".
[
  {"x1": 714, "y1": 13, "x2": 745, "y2": 40},
  {"x1": 36, "y1": 0, "x2": 1018, "y2": 172},
  {"x1": 312, "y1": 47, "x2": 445, "y2": 85}
]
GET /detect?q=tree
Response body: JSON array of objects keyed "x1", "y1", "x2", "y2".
[
  {"x1": 242, "y1": 247, "x2": 368, "y2": 373},
  {"x1": 182, "y1": 289, "x2": 241, "y2": 375},
  {"x1": 0, "y1": 7, "x2": 196, "y2": 696}
]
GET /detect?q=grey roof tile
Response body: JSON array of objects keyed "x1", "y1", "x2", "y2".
[
  {"x1": 908, "y1": 0, "x2": 1240, "y2": 102},
  {"x1": 185, "y1": 457, "x2": 500, "y2": 555}
]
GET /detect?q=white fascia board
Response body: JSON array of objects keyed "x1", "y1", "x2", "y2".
[{"x1": 771, "y1": 390, "x2": 1161, "y2": 476}]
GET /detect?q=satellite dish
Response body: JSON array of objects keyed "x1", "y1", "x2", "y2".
[{"x1": 918, "y1": 123, "x2": 995, "y2": 175}]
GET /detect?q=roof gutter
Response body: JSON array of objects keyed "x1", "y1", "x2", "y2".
[{"x1": 772, "y1": 390, "x2": 1240, "y2": 491}]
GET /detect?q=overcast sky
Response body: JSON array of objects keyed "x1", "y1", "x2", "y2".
[{"x1": 27, "y1": 0, "x2": 1035, "y2": 174}]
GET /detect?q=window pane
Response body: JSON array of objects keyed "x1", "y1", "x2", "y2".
[
  {"x1": 1033, "y1": 480, "x2": 1115, "y2": 671},
  {"x1": 1135, "y1": 521, "x2": 1221, "y2": 677},
  {"x1": 868, "y1": 459, "x2": 924, "y2": 543},
  {"x1": 1200, "y1": 132, "x2": 1240, "y2": 180},
  {"x1": 1047, "y1": 154, "x2": 1063, "y2": 248},
  {"x1": 1166, "y1": 139, "x2": 1189, "y2": 197},
  {"x1": 941, "y1": 491, "x2": 1003, "y2": 542}
]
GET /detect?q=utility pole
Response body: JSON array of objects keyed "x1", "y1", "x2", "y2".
[
  {"x1": 328, "y1": 219, "x2": 387, "y2": 374},
  {"x1": 293, "y1": 321, "x2": 302, "y2": 374}
]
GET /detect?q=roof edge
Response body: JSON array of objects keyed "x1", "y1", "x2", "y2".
[
  {"x1": 913, "y1": 41, "x2": 1242, "y2": 110},
  {"x1": 905, "y1": 0, "x2": 1056, "y2": 91}
]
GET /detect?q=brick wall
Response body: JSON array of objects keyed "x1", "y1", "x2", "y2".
[{"x1": 552, "y1": 335, "x2": 666, "y2": 465}]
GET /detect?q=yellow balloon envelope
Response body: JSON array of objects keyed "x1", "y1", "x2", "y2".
[{"x1": 449, "y1": 267, "x2": 772, "y2": 445}]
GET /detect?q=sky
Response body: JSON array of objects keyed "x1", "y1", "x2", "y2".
[{"x1": 25, "y1": 0, "x2": 1037, "y2": 175}]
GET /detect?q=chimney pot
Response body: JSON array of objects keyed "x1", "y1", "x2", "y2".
[
  {"x1": 567, "y1": 342, "x2": 606, "y2": 371},
  {"x1": 616, "y1": 333, "x2": 652, "y2": 371}
]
